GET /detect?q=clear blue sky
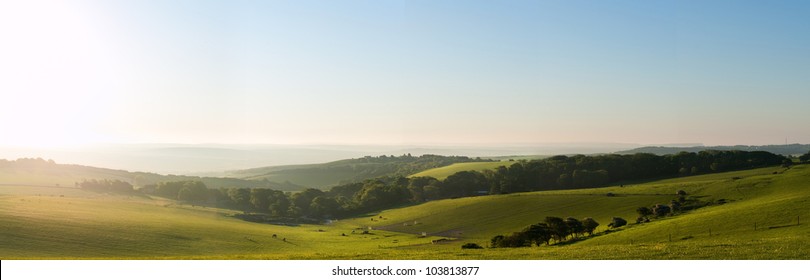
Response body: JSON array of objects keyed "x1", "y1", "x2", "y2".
[{"x1": 1, "y1": 0, "x2": 809, "y2": 147}]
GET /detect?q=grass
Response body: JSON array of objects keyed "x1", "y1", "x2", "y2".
[
  {"x1": 1, "y1": 165, "x2": 808, "y2": 259},
  {"x1": 408, "y1": 161, "x2": 516, "y2": 180},
  {"x1": 342, "y1": 165, "x2": 810, "y2": 259},
  {"x1": 0, "y1": 191, "x2": 432, "y2": 259}
]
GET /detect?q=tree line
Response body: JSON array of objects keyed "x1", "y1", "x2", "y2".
[
  {"x1": 490, "y1": 216, "x2": 604, "y2": 248},
  {"x1": 139, "y1": 150, "x2": 788, "y2": 221},
  {"x1": 78, "y1": 179, "x2": 136, "y2": 194},
  {"x1": 489, "y1": 190, "x2": 712, "y2": 248}
]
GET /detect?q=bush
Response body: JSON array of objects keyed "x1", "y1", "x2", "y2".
[
  {"x1": 652, "y1": 204, "x2": 671, "y2": 217},
  {"x1": 461, "y1": 243, "x2": 483, "y2": 249},
  {"x1": 608, "y1": 217, "x2": 627, "y2": 229}
]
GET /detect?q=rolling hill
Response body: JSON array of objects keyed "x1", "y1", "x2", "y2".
[
  {"x1": 1, "y1": 161, "x2": 807, "y2": 259},
  {"x1": 0, "y1": 158, "x2": 300, "y2": 191},
  {"x1": 617, "y1": 143, "x2": 810, "y2": 156},
  {"x1": 224, "y1": 154, "x2": 485, "y2": 188},
  {"x1": 339, "y1": 164, "x2": 810, "y2": 259}
]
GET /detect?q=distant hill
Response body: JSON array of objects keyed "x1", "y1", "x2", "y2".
[
  {"x1": 226, "y1": 154, "x2": 486, "y2": 188},
  {"x1": 616, "y1": 144, "x2": 810, "y2": 156},
  {"x1": 0, "y1": 158, "x2": 301, "y2": 191}
]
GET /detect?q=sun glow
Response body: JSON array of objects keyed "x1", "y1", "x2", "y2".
[{"x1": 0, "y1": 1, "x2": 124, "y2": 148}]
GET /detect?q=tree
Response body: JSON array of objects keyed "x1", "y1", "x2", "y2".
[
  {"x1": 581, "y1": 217, "x2": 599, "y2": 236},
  {"x1": 669, "y1": 200, "x2": 681, "y2": 213},
  {"x1": 523, "y1": 223, "x2": 553, "y2": 246},
  {"x1": 556, "y1": 173, "x2": 572, "y2": 189},
  {"x1": 572, "y1": 169, "x2": 610, "y2": 188},
  {"x1": 291, "y1": 188, "x2": 325, "y2": 217},
  {"x1": 249, "y1": 188, "x2": 273, "y2": 211},
  {"x1": 800, "y1": 151, "x2": 810, "y2": 163},
  {"x1": 565, "y1": 217, "x2": 584, "y2": 239},
  {"x1": 408, "y1": 177, "x2": 439, "y2": 202},
  {"x1": 79, "y1": 179, "x2": 134, "y2": 194},
  {"x1": 461, "y1": 243, "x2": 483, "y2": 249},
  {"x1": 490, "y1": 235, "x2": 505, "y2": 248},
  {"x1": 354, "y1": 181, "x2": 409, "y2": 211},
  {"x1": 636, "y1": 207, "x2": 653, "y2": 219},
  {"x1": 490, "y1": 232, "x2": 530, "y2": 248},
  {"x1": 441, "y1": 171, "x2": 488, "y2": 198},
  {"x1": 544, "y1": 216, "x2": 568, "y2": 242},
  {"x1": 227, "y1": 188, "x2": 251, "y2": 212},
  {"x1": 310, "y1": 196, "x2": 341, "y2": 219},
  {"x1": 176, "y1": 181, "x2": 208, "y2": 204},
  {"x1": 608, "y1": 217, "x2": 627, "y2": 229},
  {"x1": 267, "y1": 190, "x2": 290, "y2": 217},
  {"x1": 652, "y1": 204, "x2": 671, "y2": 217}
]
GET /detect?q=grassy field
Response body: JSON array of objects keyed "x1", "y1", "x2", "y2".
[
  {"x1": 0, "y1": 189, "x2": 433, "y2": 259},
  {"x1": 351, "y1": 165, "x2": 810, "y2": 259},
  {"x1": 408, "y1": 161, "x2": 516, "y2": 180},
  {"x1": 1, "y1": 165, "x2": 808, "y2": 259}
]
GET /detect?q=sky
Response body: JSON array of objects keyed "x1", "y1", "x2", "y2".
[{"x1": 1, "y1": 0, "x2": 809, "y2": 148}]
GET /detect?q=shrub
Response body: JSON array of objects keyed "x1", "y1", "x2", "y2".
[
  {"x1": 608, "y1": 217, "x2": 627, "y2": 229},
  {"x1": 461, "y1": 243, "x2": 483, "y2": 249},
  {"x1": 652, "y1": 204, "x2": 671, "y2": 217}
]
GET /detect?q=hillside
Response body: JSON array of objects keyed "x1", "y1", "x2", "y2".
[
  {"x1": 0, "y1": 192, "x2": 431, "y2": 259},
  {"x1": 617, "y1": 144, "x2": 810, "y2": 156},
  {"x1": 1, "y1": 163, "x2": 807, "y2": 259},
  {"x1": 226, "y1": 154, "x2": 485, "y2": 188},
  {"x1": 409, "y1": 161, "x2": 517, "y2": 180},
  {"x1": 0, "y1": 158, "x2": 300, "y2": 191},
  {"x1": 339, "y1": 164, "x2": 810, "y2": 259}
]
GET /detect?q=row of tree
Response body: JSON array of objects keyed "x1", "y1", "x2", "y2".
[
  {"x1": 78, "y1": 179, "x2": 135, "y2": 194},
  {"x1": 482, "y1": 150, "x2": 787, "y2": 194},
  {"x1": 141, "y1": 150, "x2": 789, "y2": 220},
  {"x1": 800, "y1": 151, "x2": 810, "y2": 163},
  {"x1": 490, "y1": 216, "x2": 604, "y2": 248}
]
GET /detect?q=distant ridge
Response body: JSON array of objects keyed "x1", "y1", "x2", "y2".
[{"x1": 616, "y1": 144, "x2": 810, "y2": 156}]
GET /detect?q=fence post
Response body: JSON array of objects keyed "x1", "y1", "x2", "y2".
[
  {"x1": 709, "y1": 228, "x2": 712, "y2": 237},
  {"x1": 669, "y1": 233, "x2": 672, "y2": 242},
  {"x1": 754, "y1": 222, "x2": 757, "y2": 230}
]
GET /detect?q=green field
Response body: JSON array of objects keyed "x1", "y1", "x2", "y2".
[
  {"x1": 408, "y1": 161, "x2": 516, "y2": 180},
  {"x1": 1, "y1": 165, "x2": 808, "y2": 259},
  {"x1": 0, "y1": 188, "x2": 432, "y2": 259}
]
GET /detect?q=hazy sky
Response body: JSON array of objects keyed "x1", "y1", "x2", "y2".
[{"x1": 2, "y1": 0, "x2": 809, "y2": 148}]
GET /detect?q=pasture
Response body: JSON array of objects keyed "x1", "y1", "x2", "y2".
[{"x1": 1, "y1": 165, "x2": 808, "y2": 259}]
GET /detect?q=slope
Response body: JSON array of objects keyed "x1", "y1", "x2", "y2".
[
  {"x1": 0, "y1": 158, "x2": 299, "y2": 191},
  {"x1": 340, "y1": 165, "x2": 809, "y2": 259},
  {"x1": 227, "y1": 155, "x2": 482, "y2": 188},
  {"x1": 617, "y1": 144, "x2": 810, "y2": 156},
  {"x1": 408, "y1": 161, "x2": 516, "y2": 180},
  {"x1": 0, "y1": 188, "x2": 431, "y2": 259}
]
